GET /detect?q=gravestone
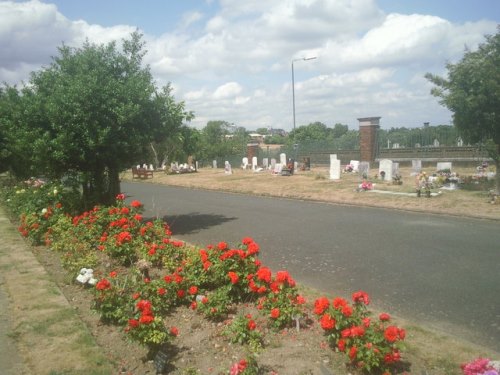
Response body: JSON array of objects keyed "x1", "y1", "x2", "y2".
[
  {"x1": 358, "y1": 162, "x2": 370, "y2": 178},
  {"x1": 149, "y1": 164, "x2": 154, "y2": 170},
  {"x1": 437, "y1": 162, "x2": 452, "y2": 172},
  {"x1": 263, "y1": 158, "x2": 269, "y2": 169},
  {"x1": 274, "y1": 163, "x2": 283, "y2": 174},
  {"x1": 433, "y1": 139, "x2": 440, "y2": 147},
  {"x1": 154, "y1": 348, "x2": 169, "y2": 374},
  {"x1": 270, "y1": 158, "x2": 276, "y2": 170},
  {"x1": 329, "y1": 154, "x2": 341, "y2": 180},
  {"x1": 212, "y1": 160, "x2": 217, "y2": 169},
  {"x1": 392, "y1": 162, "x2": 400, "y2": 177},
  {"x1": 280, "y1": 153, "x2": 287, "y2": 166},
  {"x1": 242, "y1": 157, "x2": 249, "y2": 169},
  {"x1": 411, "y1": 159, "x2": 422, "y2": 176},
  {"x1": 350, "y1": 160, "x2": 360, "y2": 172},
  {"x1": 252, "y1": 156, "x2": 258, "y2": 170},
  {"x1": 379, "y1": 159, "x2": 393, "y2": 181},
  {"x1": 224, "y1": 161, "x2": 232, "y2": 175}
]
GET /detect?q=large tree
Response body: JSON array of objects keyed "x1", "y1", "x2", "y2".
[
  {"x1": 425, "y1": 27, "x2": 500, "y2": 194},
  {"x1": 13, "y1": 31, "x2": 191, "y2": 206}
]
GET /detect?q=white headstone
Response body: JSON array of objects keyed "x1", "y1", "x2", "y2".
[
  {"x1": 433, "y1": 139, "x2": 440, "y2": 147},
  {"x1": 329, "y1": 154, "x2": 341, "y2": 180},
  {"x1": 412, "y1": 160, "x2": 422, "y2": 174},
  {"x1": 280, "y1": 153, "x2": 287, "y2": 165},
  {"x1": 142, "y1": 163, "x2": 148, "y2": 169},
  {"x1": 224, "y1": 161, "x2": 232, "y2": 175},
  {"x1": 350, "y1": 160, "x2": 360, "y2": 172},
  {"x1": 392, "y1": 162, "x2": 400, "y2": 177},
  {"x1": 437, "y1": 162, "x2": 452, "y2": 171},
  {"x1": 263, "y1": 158, "x2": 269, "y2": 168},
  {"x1": 212, "y1": 160, "x2": 217, "y2": 169},
  {"x1": 149, "y1": 164, "x2": 154, "y2": 170},
  {"x1": 136, "y1": 164, "x2": 141, "y2": 169},
  {"x1": 252, "y1": 156, "x2": 258, "y2": 170},
  {"x1": 274, "y1": 163, "x2": 283, "y2": 174},
  {"x1": 457, "y1": 137, "x2": 463, "y2": 147},
  {"x1": 242, "y1": 157, "x2": 249, "y2": 169},
  {"x1": 270, "y1": 158, "x2": 276, "y2": 169},
  {"x1": 379, "y1": 159, "x2": 393, "y2": 181},
  {"x1": 392, "y1": 143, "x2": 400, "y2": 149},
  {"x1": 358, "y1": 162, "x2": 370, "y2": 178}
]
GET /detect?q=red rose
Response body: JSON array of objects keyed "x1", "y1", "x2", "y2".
[
  {"x1": 130, "y1": 200, "x2": 142, "y2": 208},
  {"x1": 139, "y1": 314, "x2": 154, "y2": 324},
  {"x1": 384, "y1": 326, "x2": 399, "y2": 342},
  {"x1": 379, "y1": 312, "x2": 391, "y2": 321},
  {"x1": 352, "y1": 290, "x2": 370, "y2": 305},
  {"x1": 170, "y1": 327, "x2": 179, "y2": 336},
  {"x1": 320, "y1": 313, "x2": 336, "y2": 330},
  {"x1": 96, "y1": 278, "x2": 111, "y2": 291},
  {"x1": 313, "y1": 297, "x2": 330, "y2": 315},
  {"x1": 228, "y1": 271, "x2": 239, "y2": 284},
  {"x1": 270, "y1": 308, "x2": 280, "y2": 319},
  {"x1": 189, "y1": 286, "x2": 198, "y2": 295}
]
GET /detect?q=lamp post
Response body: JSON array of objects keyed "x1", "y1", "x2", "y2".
[{"x1": 292, "y1": 56, "x2": 316, "y2": 131}]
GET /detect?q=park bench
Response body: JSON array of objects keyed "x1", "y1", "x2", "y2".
[{"x1": 132, "y1": 167, "x2": 153, "y2": 179}]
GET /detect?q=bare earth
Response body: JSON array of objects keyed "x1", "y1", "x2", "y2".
[{"x1": 1, "y1": 165, "x2": 498, "y2": 375}]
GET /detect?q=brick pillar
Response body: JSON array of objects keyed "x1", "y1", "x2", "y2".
[
  {"x1": 246, "y1": 143, "x2": 259, "y2": 160},
  {"x1": 358, "y1": 117, "x2": 381, "y2": 162}
]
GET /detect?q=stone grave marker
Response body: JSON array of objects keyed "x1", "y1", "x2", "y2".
[
  {"x1": 212, "y1": 160, "x2": 217, "y2": 169},
  {"x1": 392, "y1": 162, "x2": 400, "y2": 178},
  {"x1": 224, "y1": 161, "x2": 232, "y2": 175},
  {"x1": 359, "y1": 162, "x2": 370, "y2": 178},
  {"x1": 263, "y1": 158, "x2": 269, "y2": 168},
  {"x1": 379, "y1": 159, "x2": 393, "y2": 181},
  {"x1": 270, "y1": 158, "x2": 276, "y2": 170},
  {"x1": 242, "y1": 157, "x2": 249, "y2": 169},
  {"x1": 437, "y1": 162, "x2": 452, "y2": 172},
  {"x1": 329, "y1": 154, "x2": 341, "y2": 180},
  {"x1": 280, "y1": 153, "x2": 287, "y2": 166},
  {"x1": 411, "y1": 159, "x2": 422, "y2": 176},
  {"x1": 252, "y1": 156, "x2": 258, "y2": 170},
  {"x1": 350, "y1": 160, "x2": 360, "y2": 172}
]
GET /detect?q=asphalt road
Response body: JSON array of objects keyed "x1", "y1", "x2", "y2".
[{"x1": 122, "y1": 182, "x2": 500, "y2": 352}]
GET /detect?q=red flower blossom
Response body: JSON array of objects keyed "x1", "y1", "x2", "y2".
[
  {"x1": 314, "y1": 297, "x2": 330, "y2": 315},
  {"x1": 217, "y1": 241, "x2": 228, "y2": 250},
  {"x1": 246, "y1": 241, "x2": 259, "y2": 255},
  {"x1": 337, "y1": 338, "x2": 346, "y2": 352},
  {"x1": 342, "y1": 305, "x2": 353, "y2": 317},
  {"x1": 270, "y1": 308, "x2": 280, "y2": 319},
  {"x1": 170, "y1": 327, "x2": 179, "y2": 336},
  {"x1": 116, "y1": 193, "x2": 126, "y2": 200},
  {"x1": 241, "y1": 237, "x2": 254, "y2": 245},
  {"x1": 379, "y1": 312, "x2": 391, "y2": 321},
  {"x1": 109, "y1": 271, "x2": 117, "y2": 278},
  {"x1": 333, "y1": 297, "x2": 348, "y2": 309},
  {"x1": 132, "y1": 292, "x2": 141, "y2": 300},
  {"x1": 128, "y1": 318, "x2": 139, "y2": 328},
  {"x1": 256, "y1": 267, "x2": 272, "y2": 283},
  {"x1": 130, "y1": 200, "x2": 142, "y2": 208},
  {"x1": 352, "y1": 290, "x2": 370, "y2": 305},
  {"x1": 320, "y1": 313, "x2": 336, "y2": 330},
  {"x1": 228, "y1": 271, "x2": 239, "y2": 284},
  {"x1": 120, "y1": 207, "x2": 130, "y2": 215},
  {"x1": 96, "y1": 278, "x2": 111, "y2": 291},
  {"x1": 247, "y1": 319, "x2": 257, "y2": 331},
  {"x1": 139, "y1": 314, "x2": 154, "y2": 324},
  {"x1": 296, "y1": 295, "x2": 306, "y2": 304},
  {"x1": 177, "y1": 289, "x2": 185, "y2": 298},
  {"x1": 188, "y1": 286, "x2": 198, "y2": 295},
  {"x1": 384, "y1": 326, "x2": 399, "y2": 343},
  {"x1": 349, "y1": 345, "x2": 358, "y2": 361},
  {"x1": 136, "y1": 299, "x2": 152, "y2": 312},
  {"x1": 157, "y1": 288, "x2": 166, "y2": 296}
]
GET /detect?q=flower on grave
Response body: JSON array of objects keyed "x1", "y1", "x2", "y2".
[{"x1": 461, "y1": 358, "x2": 500, "y2": 375}]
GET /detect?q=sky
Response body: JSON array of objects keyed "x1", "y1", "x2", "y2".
[{"x1": 1, "y1": 0, "x2": 499, "y2": 131}]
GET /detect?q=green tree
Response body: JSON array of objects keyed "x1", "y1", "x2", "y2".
[
  {"x1": 199, "y1": 121, "x2": 248, "y2": 161},
  {"x1": 425, "y1": 27, "x2": 500, "y2": 193},
  {"x1": 12, "y1": 31, "x2": 192, "y2": 206}
]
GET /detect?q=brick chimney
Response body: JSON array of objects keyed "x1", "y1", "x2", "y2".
[{"x1": 358, "y1": 117, "x2": 380, "y2": 162}]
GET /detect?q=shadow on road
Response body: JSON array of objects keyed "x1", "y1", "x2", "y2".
[{"x1": 153, "y1": 212, "x2": 237, "y2": 235}]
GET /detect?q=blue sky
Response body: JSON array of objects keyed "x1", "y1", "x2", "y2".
[{"x1": 1, "y1": 0, "x2": 499, "y2": 130}]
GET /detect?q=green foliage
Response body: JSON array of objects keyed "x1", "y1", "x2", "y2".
[
  {"x1": 1, "y1": 32, "x2": 193, "y2": 208},
  {"x1": 198, "y1": 120, "x2": 248, "y2": 161},
  {"x1": 224, "y1": 314, "x2": 263, "y2": 351},
  {"x1": 426, "y1": 26, "x2": 500, "y2": 193}
]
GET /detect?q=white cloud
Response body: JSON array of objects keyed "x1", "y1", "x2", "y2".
[{"x1": 213, "y1": 81, "x2": 243, "y2": 99}]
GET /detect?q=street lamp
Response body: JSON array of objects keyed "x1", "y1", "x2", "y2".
[{"x1": 292, "y1": 56, "x2": 316, "y2": 131}]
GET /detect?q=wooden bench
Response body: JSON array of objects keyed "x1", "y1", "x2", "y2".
[{"x1": 132, "y1": 167, "x2": 153, "y2": 179}]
